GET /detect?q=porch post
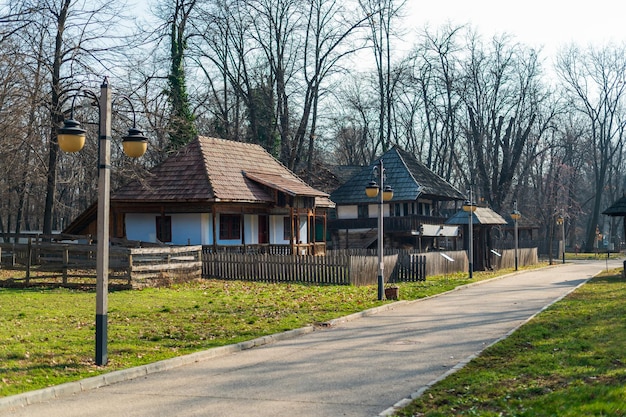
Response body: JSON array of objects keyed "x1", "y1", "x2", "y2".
[
  {"x1": 212, "y1": 209, "x2": 217, "y2": 252},
  {"x1": 290, "y1": 208, "x2": 296, "y2": 254}
]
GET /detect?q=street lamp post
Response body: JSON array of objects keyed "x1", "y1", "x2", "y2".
[
  {"x1": 511, "y1": 201, "x2": 521, "y2": 271},
  {"x1": 556, "y1": 213, "x2": 565, "y2": 264},
  {"x1": 462, "y1": 190, "x2": 476, "y2": 279},
  {"x1": 365, "y1": 159, "x2": 393, "y2": 300},
  {"x1": 58, "y1": 77, "x2": 148, "y2": 366}
]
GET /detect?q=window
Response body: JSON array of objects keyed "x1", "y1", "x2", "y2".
[
  {"x1": 219, "y1": 214, "x2": 241, "y2": 240},
  {"x1": 357, "y1": 205, "x2": 368, "y2": 219},
  {"x1": 283, "y1": 216, "x2": 293, "y2": 241},
  {"x1": 156, "y1": 216, "x2": 172, "y2": 243}
]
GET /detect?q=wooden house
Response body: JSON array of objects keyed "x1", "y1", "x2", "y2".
[
  {"x1": 64, "y1": 137, "x2": 333, "y2": 254},
  {"x1": 328, "y1": 147, "x2": 466, "y2": 250}
]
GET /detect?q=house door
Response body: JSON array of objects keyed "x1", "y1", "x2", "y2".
[{"x1": 258, "y1": 215, "x2": 269, "y2": 244}]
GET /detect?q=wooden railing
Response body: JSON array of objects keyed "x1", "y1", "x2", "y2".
[
  {"x1": 201, "y1": 242, "x2": 326, "y2": 256},
  {"x1": 328, "y1": 215, "x2": 448, "y2": 232}
]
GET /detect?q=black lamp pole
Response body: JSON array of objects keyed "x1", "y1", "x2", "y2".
[{"x1": 365, "y1": 159, "x2": 393, "y2": 300}]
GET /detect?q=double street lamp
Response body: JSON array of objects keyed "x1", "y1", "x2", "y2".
[
  {"x1": 462, "y1": 190, "x2": 477, "y2": 279},
  {"x1": 511, "y1": 202, "x2": 521, "y2": 271},
  {"x1": 365, "y1": 159, "x2": 393, "y2": 300},
  {"x1": 58, "y1": 77, "x2": 148, "y2": 366}
]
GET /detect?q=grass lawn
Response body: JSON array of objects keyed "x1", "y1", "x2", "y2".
[
  {"x1": 0, "y1": 267, "x2": 502, "y2": 397},
  {"x1": 394, "y1": 270, "x2": 626, "y2": 417}
]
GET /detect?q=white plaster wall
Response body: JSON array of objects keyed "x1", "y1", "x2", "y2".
[
  {"x1": 244, "y1": 214, "x2": 258, "y2": 244},
  {"x1": 337, "y1": 205, "x2": 358, "y2": 219},
  {"x1": 125, "y1": 213, "x2": 156, "y2": 242},
  {"x1": 170, "y1": 213, "x2": 204, "y2": 245},
  {"x1": 270, "y1": 215, "x2": 289, "y2": 244},
  {"x1": 125, "y1": 212, "x2": 212, "y2": 245},
  {"x1": 298, "y1": 215, "x2": 308, "y2": 243},
  {"x1": 368, "y1": 203, "x2": 390, "y2": 217}
]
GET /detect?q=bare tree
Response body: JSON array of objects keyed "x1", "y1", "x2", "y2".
[
  {"x1": 556, "y1": 43, "x2": 626, "y2": 251},
  {"x1": 405, "y1": 24, "x2": 465, "y2": 181},
  {"x1": 191, "y1": 0, "x2": 266, "y2": 144},
  {"x1": 296, "y1": 0, "x2": 369, "y2": 175},
  {"x1": 463, "y1": 33, "x2": 553, "y2": 212},
  {"x1": 358, "y1": 0, "x2": 405, "y2": 154},
  {"x1": 6, "y1": 0, "x2": 142, "y2": 235},
  {"x1": 330, "y1": 74, "x2": 378, "y2": 165}
]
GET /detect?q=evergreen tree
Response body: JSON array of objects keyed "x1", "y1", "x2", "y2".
[{"x1": 166, "y1": 5, "x2": 197, "y2": 149}]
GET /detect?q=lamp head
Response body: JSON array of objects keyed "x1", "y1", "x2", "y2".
[
  {"x1": 382, "y1": 185, "x2": 394, "y2": 201},
  {"x1": 365, "y1": 180, "x2": 379, "y2": 198},
  {"x1": 122, "y1": 127, "x2": 148, "y2": 158},
  {"x1": 511, "y1": 210, "x2": 521, "y2": 221},
  {"x1": 462, "y1": 200, "x2": 477, "y2": 212},
  {"x1": 57, "y1": 118, "x2": 86, "y2": 152}
]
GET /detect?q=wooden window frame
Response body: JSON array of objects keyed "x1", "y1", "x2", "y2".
[
  {"x1": 219, "y1": 214, "x2": 241, "y2": 240},
  {"x1": 156, "y1": 215, "x2": 172, "y2": 243}
]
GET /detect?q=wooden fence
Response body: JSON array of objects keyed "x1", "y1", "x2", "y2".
[
  {"x1": 423, "y1": 251, "x2": 468, "y2": 276},
  {"x1": 2, "y1": 238, "x2": 538, "y2": 288},
  {"x1": 330, "y1": 249, "x2": 468, "y2": 278},
  {"x1": 202, "y1": 251, "x2": 403, "y2": 285},
  {"x1": 0, "y1": 241, "x2": 202, "y2": 288},
  {"x1": 201, "y1": 252, "x2": 352, "y2": 285},
  {"x1": 490, "y1": 248, "x2": 538, "y2": 270},
  {"x1": 201, "y1": 249, "x2": 426, "y2": 285},
  {"x1": 124, "y1": 246, "x2": 203, "y2": 287}
]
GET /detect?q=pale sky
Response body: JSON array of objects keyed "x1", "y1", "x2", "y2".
[{"x1": 406, "y1": 0, "x2": 626, "y2": 58}]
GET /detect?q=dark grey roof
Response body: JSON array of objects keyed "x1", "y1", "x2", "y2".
[
  {"x1": 329, "y1": 147, "x2": 465, "y2": 204},
  {"x1": 603, "y1": 194, "x2": 626, "y2": 216}
]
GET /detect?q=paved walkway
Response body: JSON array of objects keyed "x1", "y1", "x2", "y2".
[{"x1": 1, "y1": 259, "x2": 620, "y2": 417}]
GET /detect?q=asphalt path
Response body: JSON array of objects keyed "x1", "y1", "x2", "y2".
[{"x1": 1, "y1": 259, "x2": 620, "y2": 417}]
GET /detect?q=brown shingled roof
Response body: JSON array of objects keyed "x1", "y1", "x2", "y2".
[
  {"x1": 244, "y1": 171, "x2": 328, "y2": 197},
  {"x1": 113, "y1": 136, "x2": 329, "y2": 204}
]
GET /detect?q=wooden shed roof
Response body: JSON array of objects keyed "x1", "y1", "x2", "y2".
[
  {"x1": 113, "y1": 136, "x2": 331, "y2": 205},
  {"x1": 445, "y1": 206, "x2": 508, "y2": 226}
]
